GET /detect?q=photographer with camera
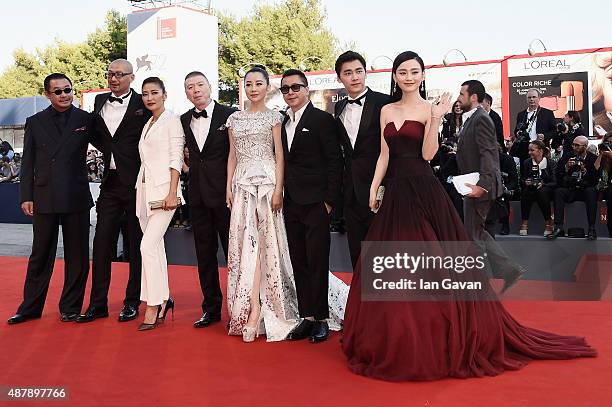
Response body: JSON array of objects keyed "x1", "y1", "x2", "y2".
[
  {"x1": 0, "y1": 137, "x2": 14, "y2": 162},
  {"x1": 551, "y1": 111, "x2": 586, "y2": 157},
  {"x1": 510, "y1": 88, "x2": 556, "y2": 163},
  {"x1": 519, "y1": 140, "x2": 556, "y2": 236},
  {"x1": 595, "y1": 132, "x2": 612, "y2": 237},
  {"x1": 549, "y1": 136, "x2": 599, "y2": 240}
]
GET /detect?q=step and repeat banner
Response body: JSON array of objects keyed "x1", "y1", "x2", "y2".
[{"x1": 240, "y1": 48, "x2": 611, "y2": 140}]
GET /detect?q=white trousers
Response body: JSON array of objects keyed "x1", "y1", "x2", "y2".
[{"x1": 137, "y1": 187, "x2": 175, "y2": 306}]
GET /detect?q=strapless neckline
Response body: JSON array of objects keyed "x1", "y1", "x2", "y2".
[{"x1": 384, "y1": 119, "x2": 426, "y2": 134}]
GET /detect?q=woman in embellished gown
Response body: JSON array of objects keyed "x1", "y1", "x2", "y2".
[
  {"x1": 341, "y1": 51, "x2": 597, "y2": 381},
  {"x1": 225, "y1": 67, "x2": 298, "y2": 342}
]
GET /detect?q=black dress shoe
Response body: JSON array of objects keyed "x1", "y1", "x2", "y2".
[
  {"x1": 118, "y1": 304, "x2": 139, "y2": 322},
  {"x1": 501, "y1": 268, "x2": 526, "y2": 294},
  {"x1": 75, "y1": 307, "x2": 109, "y2": 323},
  {"x1": 587, "y1": 227, "x2": 597, "y2": 241},
  {"x1": 60, "y1": 312, "x2": 79, "y2": 322},
  {"x1": 7, "y1": 314, "x2": 39, "y2": 325},
  {"x1": 309, "y1": 320, "x2": 329, "y2": 343},
  {"x1": 547, "y1": 227, "x2": 565, "y2": 240},
  {"x1": 287, "y1": 319, "x2": 315, "y2": 341},
  {"x1": 193, "y1": 312, "x2": 221, "y2": 328}
]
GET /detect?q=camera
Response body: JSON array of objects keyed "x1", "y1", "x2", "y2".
[
  {"x1": 525, "y1": 163, "x2": 543, "y2": 189},
  {"x1": 567, "y1": 156, "x2": 585, "y2": 189},
  {"x1": 439, "y1": 139, "x2": 457, "y2": 155},
  {"x1": 556, "y1": 122, "x2": 568, "y2": 133},
  {"x1": 599, "y1": 141, "x2": 612, "y2": 152},
  {"x1": 515, "y1": 122, "x2": 530, "y2": 143}
]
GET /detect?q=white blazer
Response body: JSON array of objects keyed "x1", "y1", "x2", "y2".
[{"x1": 136, "y1": 109, "x2": 185, "y2": 218}]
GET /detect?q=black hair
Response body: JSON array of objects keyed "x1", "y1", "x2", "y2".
[
  {"x1": 244, "y1": 65, "x2": 270, "y2": 85},
  {"x1": 461, "y1": 80, "x2": 486, "y2": 103},
  {"x1": 566, "y1": 110, "x2": 581, "y2": 124},
  {"x1": 335, "y1": 51, "x2": 367, "y2": 76},
  {"x1": 484, "y1": 93, "x2": 493, "y2": 104},
  {"x1": 390, "y1": 51, "x2": 426, "y2": 103},
  {"x1": 184, "y1": 71, "x2": 209, "y2": 82},
  {"x1": 44, "y1": 73, "x2": 72, "y2": 92},
  {"x1": 142, "y1": 76, "x2": 166, "y2": 93},
  {"x1": 281, "y1": 69, "x2": 309, "y2": 87}
]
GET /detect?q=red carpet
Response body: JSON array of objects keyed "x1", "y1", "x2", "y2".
[{"x1": 0, "y1": 256, "x2": 610, "y2": 407}]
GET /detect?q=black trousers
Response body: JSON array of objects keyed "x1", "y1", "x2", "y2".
[
  {"x1": 553, "y1": 187, "x2": 598, "y2": 228},
  {"x1": 344, "y1": 192, "x2": 374, "y2": 269},
  {"x1": 521, "y1": 186, "x2": 553, "y2": 221},
  {"x1": 88, "y1": 171, "x2": 142, "y2": 310},
  {"x1": 17, "y1": 210, "x2": 90, "y2": 316},
  {"x1": 190, "y1": 202, "x2": 230, "y2": 314},
  {"x1": 284, "y1": 198, "x2": 330, "y2": 320}
]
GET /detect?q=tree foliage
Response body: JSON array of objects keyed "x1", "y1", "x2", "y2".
[
  {"x1": 0, "y1": 11, "x2": 127, "y2": 98},
  {"x1": 218, "y1": 0, "x2": 338, "y2": 104}
]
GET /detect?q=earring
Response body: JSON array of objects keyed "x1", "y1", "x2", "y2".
[
  {"x1": 420, "y1": 81, "x2": 425, "y2": 92},
  {"x1": 394, "y1": 82, "x2": 398, "y2": 93}
]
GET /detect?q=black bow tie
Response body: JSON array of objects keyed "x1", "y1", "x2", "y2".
[
  {"x1": 192, "y1": 109, "x2": 208, "y2": 119},
  {"x1": 347, "y1": 93, "x2": 366, "y2": 106},
  {"x1": 108, "y1": 92, "x2": 130, "y2": 104}
]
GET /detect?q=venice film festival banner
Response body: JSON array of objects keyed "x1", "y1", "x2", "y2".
[{"x1": 505, "y1": 49, "x2": 612, "y2": 138}]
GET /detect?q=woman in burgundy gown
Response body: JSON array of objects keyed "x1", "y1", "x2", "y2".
[{"x1": 341, "y1": 51, "x2": 597, "y2": 382}]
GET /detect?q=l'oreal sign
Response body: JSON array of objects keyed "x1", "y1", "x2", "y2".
[{"x1": 523, "y1": 59, "x2": 570, "y2": 70}]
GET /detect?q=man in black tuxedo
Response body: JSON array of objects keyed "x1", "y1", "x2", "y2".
[
  {"x1": 456, "y1": 80, "x2": 525, "y2": 293},
  {"x1": 510, "y1": 88, "x2": 556, "y2": 163},
  {"x1": 483, "y1": 93, "x2": 505, "y2": 151},
  {"x1": 181, "y1": 71, "x2": 236, "y2": 328},
  {"x1": 77, "y1": 59, "x2": 151, "y2": 323},
  {"x1": 334, "y1": 51, "x2": 389, "y2": 268},
  {"x1": 8, "y1": 73, "x2": 93, "y2": 324},
  {"x1": 280, "y1": 69, "x2": 343, "y2": 343}
]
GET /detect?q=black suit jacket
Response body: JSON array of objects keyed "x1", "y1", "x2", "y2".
[
  {"x1": 514, "y1": 107, "x2": 557, "y2": 142},
  {"x1": 20, "y1": 106, "x2": 94, "y2": 213},
  {"x1": 282, "y1": 102, "x2": 343, "y2": 206},
  {"x1": 334, "y1": 89, "x2": 389, "y2": 207},
  {"x1": 180, "y1": 102, "x2": 236, "y2": 208},
  {"x1": 489, "y1": 109, "x2": 505, "y2": 150},
  {"x1": 91, "y1": 89, "x2": 151, "y2": 188},
  {"x1": 555, "y1": 152, "x2": 599, "y2": 189},
  {"x1": 520, "y1": 157, "x2": 556, "y2": 188}
]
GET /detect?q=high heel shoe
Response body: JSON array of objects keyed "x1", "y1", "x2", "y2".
[
  {"x1": 157, "y1": 297, "x2": 175, "y2": 324},
  {"x1": 242, "y1": 313, "x2": 263, "y2": 343},
  {"x1": 138, "y1": 305, "x2": 161, "y2": 331}
]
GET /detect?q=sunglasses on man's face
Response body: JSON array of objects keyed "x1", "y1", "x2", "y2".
[
  {"x1": 280, "y1": 84, "x2": 307, "y2": 94},
  {"x1": 50, "y1": 88, "x2": 73, "y2": 96}
]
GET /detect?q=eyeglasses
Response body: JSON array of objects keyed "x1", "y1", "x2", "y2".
[
  {"x1": 280, "y1": 84, "x2": 307, "y2": 94},
  {"x1": 50, "y1": 88, "x2": 73, "y2": 95},
  {"x1": 105, "y1": 72, "x2": 133, "y2": 79}
]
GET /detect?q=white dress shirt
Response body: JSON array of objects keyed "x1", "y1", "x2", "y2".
[
  {"x1": 461, "y1": 107, "x2": 478, "y2": 124},
  {"x1": 101, "y1": 90, "x2": 132, "y2": 169},
  {"x1": 189, "y1": 101, "x2": 216, "y2": 151},
  {"x1": 340, "y1": 88, "x2": 368, "y2": 148},
  {"x1": 526, "y1": 108, "x2": 538, "y2": 141},
  {"x1": 285, "y1": 103, "x2": 309, "y2": 150}
]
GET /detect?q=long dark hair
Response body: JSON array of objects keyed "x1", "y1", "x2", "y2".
[{"x1": 390, "y1": 51, "x2": 426, "y2": 103}]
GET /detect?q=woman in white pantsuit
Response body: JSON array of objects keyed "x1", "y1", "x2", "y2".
[{"x1": 136, "y1": 77, "x2": 184, "y2": 331}]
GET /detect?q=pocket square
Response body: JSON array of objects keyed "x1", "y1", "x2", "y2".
[
  {"x1": 134, "y1": 109, "x2": 144, "y2": 116},
  {"x1": 302, "y1": 128, "x2": 310, "y2": 132},
  {"x1": 217, "y1": 124, "x2": 228, "y2": 131},
  {"x1": 74, "y1": 126, "x2": 87, "y2": 132}
]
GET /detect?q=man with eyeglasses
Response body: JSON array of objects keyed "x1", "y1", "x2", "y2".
[
  {"x1": 280, "y1": 69, "x2": 343, "y2": 343},
  {"x1": 549, "y1": 136, "x2": 600, "y2": 240},
  {"x1": 8, "y1": 73, "x2": 93, "y2": 325},
  {"x1": 77, "y1": 59, "x2": 152, "y2": 323}
]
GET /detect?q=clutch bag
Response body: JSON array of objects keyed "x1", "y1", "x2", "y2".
[
  {"x1": 149, "y1": 197, "x2": 182, "y2": 210},
  {"x1": 372, "y1": 186, "x2": 385, "y2": 213}
]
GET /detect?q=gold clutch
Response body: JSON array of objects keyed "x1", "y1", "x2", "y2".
[
  {"x1": 371, "y1": 186, "x2": 385, "y2": 213},
  {"x1": 149, "y1": 197, "x2": 182, "y2": 210}
]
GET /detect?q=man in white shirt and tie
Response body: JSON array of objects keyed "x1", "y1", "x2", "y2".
[
  {"x1": 180, "y1": 71, "x2": 236, "y2": 329},
  {"x1": 333, "y1": 51, "x2": 389, "y2": 268},
  {"x1": 78, "y1": 59, "x2": 152, "y2": 323}
]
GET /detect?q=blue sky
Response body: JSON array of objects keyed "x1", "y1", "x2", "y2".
[{"x1": 1, "y1": 0, "x2": 610, "y2": 71}]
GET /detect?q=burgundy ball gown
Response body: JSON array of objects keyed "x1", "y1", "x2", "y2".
[{"x1": 341, "y1": 120, "x2": 597, "y2": 382}]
